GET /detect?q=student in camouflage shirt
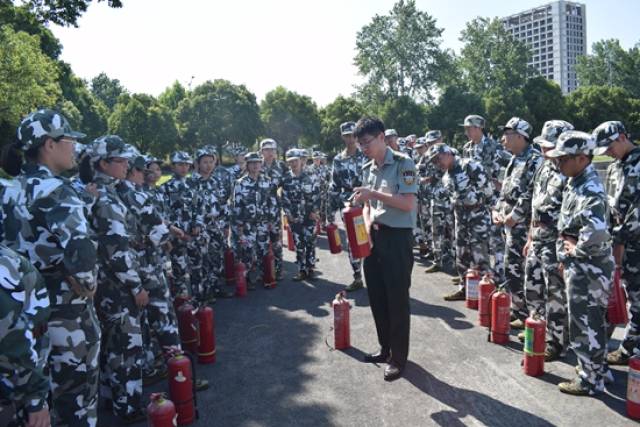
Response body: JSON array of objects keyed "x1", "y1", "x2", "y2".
[
  {"x1": 85, "y1": 136, "x2": 147, "y2": 423},
  {"x1": 329, "y1": 122, "x2": 367, "y2": 291},
  {"x1": 282, "y1": 149, "x2": 321, "y2": 280},
  {"x1": 428, "y1": 143, "x2": 493, "y2": 301},
  {"x1": 413, "y1": 137, "x2": 433, "y2": 258},
  {"x1": 311, "y1": 151, "x2": 331, "y2": 228},
  {"x1": 231, "y1": 152, "x2": 273, "y2": 289},
  {"x1": 493, "y1": 118, "x2": 543, "y2": 326},
  {"x1": 1, "y1": 109, "x2": 100, "y2": 427},
  {"x1": 0, "y1": 244, "x2": 50, "y2": 427},
  {"x1": 592, "y1": 121, "x2": 640, "y2": 365},
  {"x1": 524, "y1": 120, "x2": 573, "y2": 360},
  {"x1": 547, "y1": 131, "x2": 614, "y2": 396},
  {"x1": 260, "y1": 139, "x2": 286, "y2": 280}
]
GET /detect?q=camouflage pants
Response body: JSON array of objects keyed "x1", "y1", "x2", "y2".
[
  {"x1": 504, "y1": 223, "x2": 528, "y2": 320},
  {"x1": 291, "y1": 221, "x2": 316, "y2": 273},
  {"x1": 564, "y1": 254, "x2": 613, "y2": 392},
  {"x1": 417, "y1": 197, "x2": 433, "y2": 250},
  {"x1": 432, "y1": 202, "x2": 455, "y2": 268},
  {"x1": 619, "y1": 244, "x2": 640, "y2": 355},
  {"x1": 339, "y1": 211, "x2": 363, "y2": 278},
  {"x1": 142, "y1": 279, "x2": 181, "y2": 372},
  {"x1": 203, "y1": 229, "x2": 225, "y2": 298},
  {"x1": 454, "y1": 207, "x2": 490, "y2": 279},
  {"x1": 170, "y1": 241, "x2": 191, "y2": 297},
  {"x1": 48, "y1": 303, "x2": 100, "y2": 427},
  {"x1": 188, "y1": 232, "x2": 208, "y2": 302},
  {"x1": 525, "y1": 239, "x2": 568, "y2": 350},
  {"x1": 98, "y1": 304, "x2": 143, "y2": 417},
  {"x1": 236, "y1": 222, "x2": 270, "y2": 283},
  {"x1": 268, "y1": 218, "x2": 284, "y2": 275},
  {"x1": 490, "y1": 222, "x2": 506, "y2": 283}
]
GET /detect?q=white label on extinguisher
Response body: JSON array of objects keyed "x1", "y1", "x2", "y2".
[
  {"x1": 629, "y1": 368, "x2": 640, "y2": 404},
  {"x1": 175, "y1": 371, "x2": 186, "y2": 383},
  {"x1": 354, "y1": 216, "x2": 369, "y2": 246},
  {"x1": 466, "y1": 278, "x2": 479, "y2": 300}
]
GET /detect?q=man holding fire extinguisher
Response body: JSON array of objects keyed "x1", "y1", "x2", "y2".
[{"x1": 352, "y1": 117, "x2": 417, "y2": 382}]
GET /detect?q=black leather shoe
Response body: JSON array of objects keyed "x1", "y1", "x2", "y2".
[
  {"x1": 363, "y1": 351, "x2": 390, "y2": 364},
  {"x1": 384, "y1": 363, "x2": 403, "y2": 381}
]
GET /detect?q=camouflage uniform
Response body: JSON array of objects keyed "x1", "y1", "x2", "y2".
[
  {"x1": 329, "y1": 148, "x2": 367, "y2": 279},
  {"x1": 549, "y1": 132, "x2": 613, "y2": 395},
  {"x1": 311, "y1": 152, "x2": 331, "y2": 226},
  {"x1": 429, "y1": 144, "x2": 492, "y2": 280},
  {"x1": 282, "y1": 152, "x2": 321, "y2": 275},
  {"x1": 415, "y1": 146, "x2": 436, "y2": 255},
  {"x1": 231, "y1": 156, "x2": 272, "y2": 286},
  {"x1": 0, "y1": 244, "x2": 50, "y2": 427},
  {"x1": 262, "y1": 157, "x2": 286, "y2": 277},
  {"x1": 495, "y1": 119, "x2": 543, "y2": 321},
  {"x1": 525, "y1": 121, "x2": 573, "y2": 353}
]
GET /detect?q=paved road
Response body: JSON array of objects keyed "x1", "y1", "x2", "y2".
[{"x1": 107, "y1": 230, "x2": 633, "y2": 427}]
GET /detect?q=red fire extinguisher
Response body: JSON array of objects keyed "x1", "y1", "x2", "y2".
[
  {"x1": 224, "y1": 249, "x2": 235, "y2": 285},
  {"x1": 263, "y1": 244, "x2": 276, "y2": 289},
  {"x1": 465, "y1": 269, "x2": 480, "y2": 310},
  {"x1": 478, "y1": 274, "x2": 496, "y2": 327},
  {"x1": 286, "y1": 224, "x2": 295, "y2": 251},
  {"x1": 326, "y1": 223, "x2": 343, "y2": 254},
  {"x1": 523, "y1": 312, "x2": 546, "y2": 377},
  {"x1": 177, "y1": 302, "x2": 199, "y2": 355},
  {"x1": 490, "y1": 289, "x2": 511, "y2": 344},
  {"x1": 147, "y1": 393, "x2": 177, "y2": 427},
  {"x1": 234, "y1": 262, "x2": 247, "y2": 297},
  {"x1": 608, "y1": 267, "x2": 629, "y2": 325},
  {"x1": 167, "y1": 350, "x2": 197, "y2": 426},
  {"x1": 627, "y1": 355, "x2": 640, "y2": 419},
  {"x1": 342, "y1": 205, "x2": 371, "y2": 259},
  {"x1": 332, "y1": 291, "x2": 350, "y2": 350},
  {"x1": 196, "y1": 306, "x2": 216, "y2": 364}
]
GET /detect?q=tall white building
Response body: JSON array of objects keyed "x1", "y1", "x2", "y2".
[{"x1": 502, "y1": 1, "x2": 587, "y2": 94}]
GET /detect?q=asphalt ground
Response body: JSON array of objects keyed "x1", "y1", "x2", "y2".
[{"x1": 101, "y1": 227, "x2": 634, "y2": 427}]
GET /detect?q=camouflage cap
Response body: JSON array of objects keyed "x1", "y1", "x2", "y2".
[
  {"x1": 87, "y1": 135, "x2": 135, "y2": 163},
  {"x1": 414, "y1": 137, "x2": 427, "y2": 148},
  {"x1": 459, "y1": 115, "x2": 485, "y2": 128},
  {"x1": 260, "y1": 138, "x2": 277, "y2": 150},
  {"x1": 195, "y1": 145, "x2": 217, "y2": 161},
  {"x1": 425, "y1": 130, "x2": 442, "y2": 143},
  {"x1": 384, "y1": 129, "x2": 398, "y2": 138},
  {"x1": 592, "y1": 121, "x2": 628, "y2": 155},
  {"x1": 128, "y1": 147, "x2": 147, "y2": 171},
  {"x1": 16, "y1": 109, "x2": 86, "y2": 151},
  {"x1": 340, "y1": 121, "x2": 356, "y2": 135},
  {"x1": 285, "y1": 148, "x2": 301, "y2": 160},
  {"x1": 144, "y1": 155, "x2": 163, "y2": 167},
  {"x1": 501, "y1": 117, "x2": 532, "y2": 139},
  {"x1": 225, "y1": 142, "x2": 247, "y2": 157},
  {"x1": 244, "y1": 151, "x2": 262, "y2": 163},
  {"x1": 312, "y1": 151, "x2": 324, "y2": 159},
  {"x1": 170, "y1": 151, "x2": 193, "y2": 164},
  {"x1": 545, "y1": 131, "x2": 596, "y2": 158},
  {"x1": 533, "y1": 120, "x2": 574, "y2": 148},
  {"x1": 406, "y1": 134, "x2": 417, "y2": 142},
  {"x1": 427, "y1": 142, "x2": 454, "y2": 162}
]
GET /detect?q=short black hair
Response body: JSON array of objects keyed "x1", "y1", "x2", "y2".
[{"x1": 354, "y1": 116, "x2": 385, "y2": 139}]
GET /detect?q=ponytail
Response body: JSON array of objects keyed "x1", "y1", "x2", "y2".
[
  {"x1": 78, "y1": 154, "x2": 95, "y2": 184},
  {"x1": 1, "y1": 142, "x2": 25, "y2": 177}
]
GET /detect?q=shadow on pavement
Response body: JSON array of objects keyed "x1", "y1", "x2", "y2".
[
  {"x1": 403, "y1": 361, "x2": 556, "y2": 427},
  {"x1": 410, "y1": 298, "x2": 474, "y2": 330}
]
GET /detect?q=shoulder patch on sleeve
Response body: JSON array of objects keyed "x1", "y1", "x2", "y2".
[{"x1": 402, "y1": 169, "x2": 416, "y2": 186}]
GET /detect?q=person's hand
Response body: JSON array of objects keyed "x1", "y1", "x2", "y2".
[
  {"x1": 522, "y1": 239, "x2": 531, "y2": 257},
  {"x1": 563, "y1": 236, "x2": 577, "y2": 255},
  {"x1": 353, "y1": 187, "x2": 373, "y2": 204},
  {"x1": 67, "y1": 276, "x2": 96, "y2": 298},
  {"x1": 27, "y1": 407, "x2": 50, "y2": 427},
  {"x1": 170, "y1": 225, "x2": 185, "y2": 240},
  {"x1": 504, "y1": 214, "x2": 517, "y2": 228},
  {"x1": 492, "y1": 179, "x2": 502, "y2": 192},
  {"x1": 135, "y1": 289, "x2": 149, "y2": 307},
  {"x1": 85, "y1": 183, "x2": 98, "y2": 198},
  {"x1": 309, "y1": 212, "x2": 320, "y2": 222},
  {"x1": 558, "y1": 262, "x2": 564, "y2": 277},
  {"x1": 613, "y1": 243, "x2": 625, "y2": 267},
  {"x1": 492, "y1": 210, "x2": 503, "y2": 225},
  {"x1": 162, "y1": 241, "x2": 173, "y2": 253},
  {"x1": 191, "y1": 226, "x2": 201, "y2": 237}
]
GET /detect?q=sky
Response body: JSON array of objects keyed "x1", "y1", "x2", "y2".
[{"x1": 49, "y1": 0, "x2": 640, "y2": 107}]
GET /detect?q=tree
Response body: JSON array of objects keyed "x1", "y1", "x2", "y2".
[
  {"x1": 376, "y1": 95, "x2": 428, "y2": 137},
  {"x1": 109, "y1": 93, "x2": 179, "y2": 157},
  {"x1": 159, "y1": 80, "x2": 188, "y2": 112},
  {"x1": 522, "y1": 77, "x2": 567, "y2": 137},
  {"x1": 260, "y1": 86, "x2": 321, "y2": 154},
  {"x1": 176, "y1": 79, "x2": 262, "y2": 155},
  {"x1": 576, "y1": 39, "x2": 640, "y2": 99},
  {"x1": 483, "y1": 86, "x2": 529, "y2": 135},
  {"x1": 318, "y1": 96, "x2": 368, "y2": 154},
  {"x1": 459, "y1": 17, "x2": 531, "y2": 95},
  {"x1": 565, "y1": 85, "x2": 635, "y2": 134},
  {"x1": 90, "y1": 72, "x2": 127, "y2": 111},
  {"x1": 0, "y1": 2, "x2": 62, "y2": 58},
  {"x1": 427, "y1": 86, "x2": 484, "y2": 148},
  {"x1": 354, "y1": 0, "x2": 448, "y2": 102},
  {"x1": 0, "y1": 26, "x2": 61, "y2": 146},
  {"x1": 19, "y1": 0, "x2": 123, "y2": 27}
]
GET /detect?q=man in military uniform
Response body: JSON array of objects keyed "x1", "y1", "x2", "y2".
[
  {"x1": 329, "y1": 122, "x2": 367, "y2": 291},
  {"x1": 546, "y1": 131, "x2": 614, "y2": 396},
  {"x1": 428, "y1": 143, "x2": 493, "y2": 301},
  {"x1": 493, "y1": 118, "x2": 543, "y2": 327},
  {"x1": 524, "y1": 120, "x2": 573, "y2": 359},
  {"x1": 260, "y1": 138, "x2": 286, "y2": 280},
  {"x1": 592, "y1": 121, "x2": 640, "y2": 364},
  {"x1": 231, "y1": 152, "x2": 273, "y2": 289},
  {"x1": 461, "y1": 115, "x2": 510, "y2": 284},
  {"x1": 353, "y1": 117, "x2": 417, "y2": 382},
  {"x1": 1, "y1": 109, "x2": 101, "y2": 427},
  {"x1": 282, "y1": 149, "x2": 321, "y2": 280}
]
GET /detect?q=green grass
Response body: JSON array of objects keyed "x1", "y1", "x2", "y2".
[{"x1": 593, "y1": 155, "x2": 612, "y2": 163}]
